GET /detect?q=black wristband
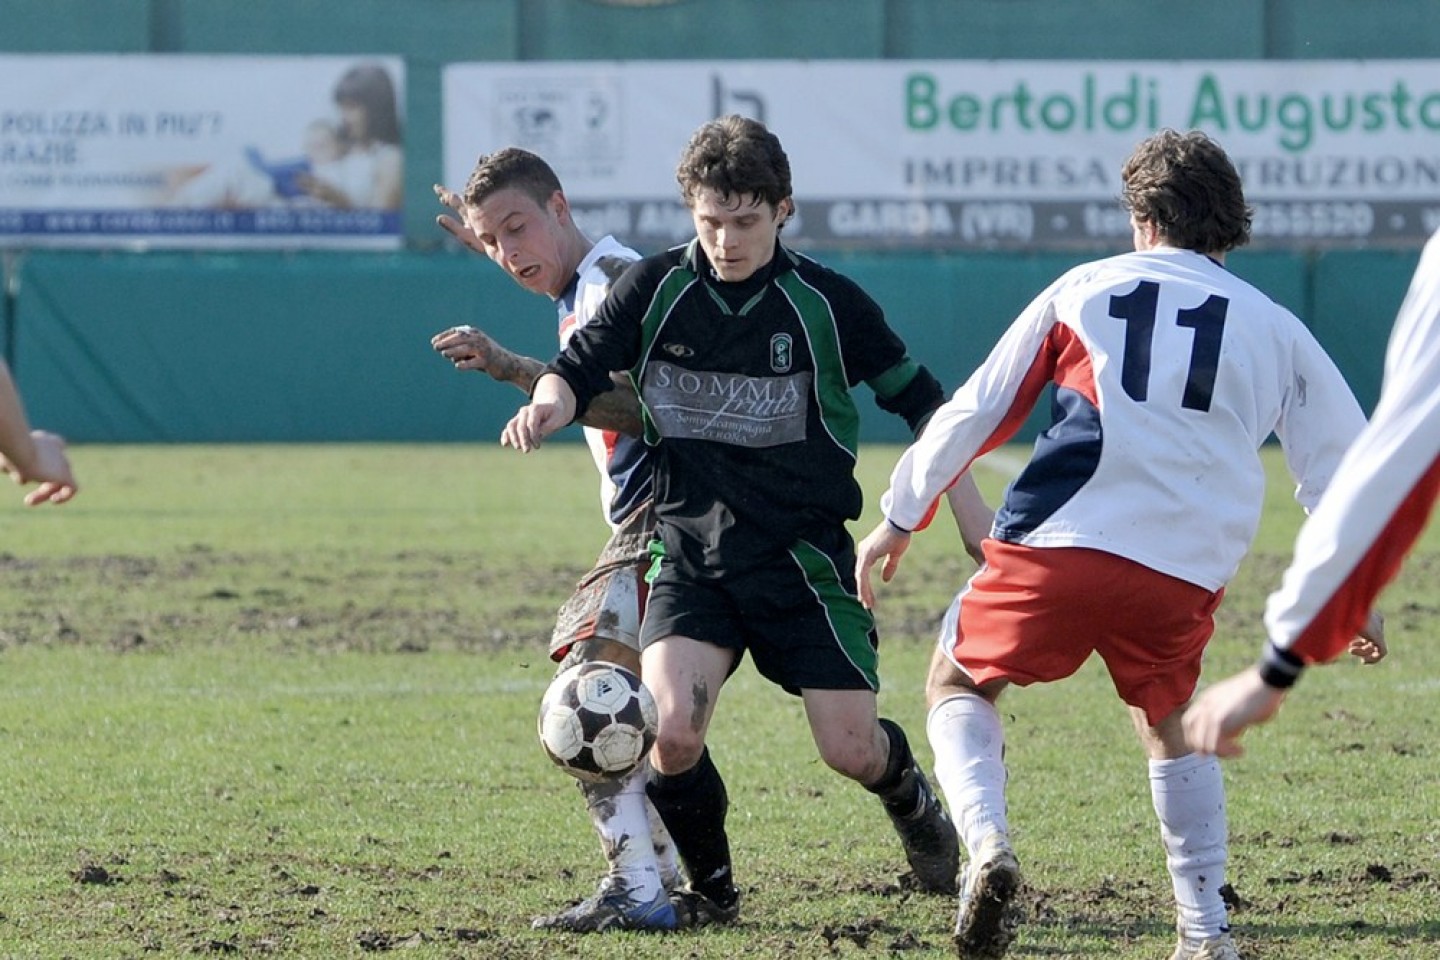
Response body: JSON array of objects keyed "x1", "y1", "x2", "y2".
[{"x1": 1257, "y1": 642, "x2": 1305, "y2": 690}]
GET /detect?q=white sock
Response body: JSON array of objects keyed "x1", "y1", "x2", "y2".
[
  {"x1": 1149, "y1": 753, "x2": 1230, "y2": 940},
  {"x1": 927, "y1": 693, "x2": 1009, "y2": 858},
  {"x1": 580, "y1": 765, "x2": 664, "y2": 901}
]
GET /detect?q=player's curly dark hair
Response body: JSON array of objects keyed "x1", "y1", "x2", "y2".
[
  {"x1": 1121, "y1": 129, "x2": 1252, "y2": 254},
  {"x1": 463, "y1": 147, "x2": 564, "y2": 210},
  {"x1": 675, "y1": 115, "x2": 794, "y2": 229}
]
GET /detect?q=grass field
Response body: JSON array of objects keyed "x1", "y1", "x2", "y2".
[{"x1": 0, "y1": 443, "x2": 1437, "y2": 959}]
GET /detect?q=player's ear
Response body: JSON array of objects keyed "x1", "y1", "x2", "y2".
[{"x1": 549, "y1": 190, "x2": 571, "y2": 224}]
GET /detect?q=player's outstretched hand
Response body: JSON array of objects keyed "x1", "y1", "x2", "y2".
[
  {"x1": 855, "y1": 521, "x2": 911, "y2": 609},
  {"x1": 502, "y1": 373, "x2": 577, "y2": 452},
  {"x1": 434, "y1": 183, "x2": 486, "y2": 257},
  {"x1": 502, "y1": 401, "x2": 568, "y2": 452},
  {"x1": 1348, "y1": 609, "x2": 1387, "y2": 664},
  {"x1": 2, "y1": 430, "x2": 79, "y2": 506},
  {"x1": 432, "y1": 324, "x2": 504, "y2": 375},
  {"x1": 1183, "y1": 666, "x2": 1286, "y2": 758}
]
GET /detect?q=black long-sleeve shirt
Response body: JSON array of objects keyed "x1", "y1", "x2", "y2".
[{"x1": 547, "y1": 237, "x2": 944, "y2": 577}]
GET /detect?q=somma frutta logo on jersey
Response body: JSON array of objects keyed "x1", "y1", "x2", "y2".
[{"x1": 643, "y1": 362, "x2": 810, "y2": 447}]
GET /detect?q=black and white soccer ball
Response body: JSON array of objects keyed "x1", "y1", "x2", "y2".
[{"x1": 537, "y1": 661, "x2": 658, "y2": 783}]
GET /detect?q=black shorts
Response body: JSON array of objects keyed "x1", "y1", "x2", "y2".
[{"x1": 641, "y1": 528, "x2": 880, "y2": 695}]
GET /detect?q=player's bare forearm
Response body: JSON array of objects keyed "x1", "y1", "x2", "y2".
[
  {"x1": 489, "y1": 349, "x2": 543, "y2": 392},
  {"x1": 945, "y1": 473, "x2": 993, "y2": 566},
  {"x1": 433, "y1": 326, "x2": 642, "y2": 436},
  {"x1": 494, "y1": 358, "x2": 641, "y2": 434}
]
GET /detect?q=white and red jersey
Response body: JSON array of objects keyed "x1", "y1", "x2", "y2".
[
  {"x1": 556, "y1": 234, "x2": 648, "y2": 529},
  {"x1": 1264, "y1": 228, "x2": 1440, "y2": 666},
  {"x1": 883, "y1": 246, "x2": 1366, "y2": 591}
]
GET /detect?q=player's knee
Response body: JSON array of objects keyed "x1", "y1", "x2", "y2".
[
  {"x1": 925, "y1": 660, "x2": 996, "y2": 709},
  {"x1": 651, "y1": 725, "x2": 705, "y2": 774},
  {"x1": 815, "y1": 734, "x2": 884, "y2": 784}
]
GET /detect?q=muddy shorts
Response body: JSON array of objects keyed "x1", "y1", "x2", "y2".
[{"x1": 549, "y1": 499, "x2": 656, "y2": 665}]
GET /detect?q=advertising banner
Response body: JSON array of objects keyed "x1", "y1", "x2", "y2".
[
  {"x1": 443, "y1": 60, "x2": 1440, "y2": 250},
  {"x1": 1, "y1": 55, "x2": 406, "y2": 249}
]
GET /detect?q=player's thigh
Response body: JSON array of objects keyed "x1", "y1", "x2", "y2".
[
  {"x1": 640, "y1": 634, "x2": 735, "y2": 757},
  {"x1": 946, "y1": 542, "x2": 1105, "y2": 687},
  {"x1": 1097, "y1": 571, "x2": 1221, "y2": 728},
  {"x1": 953, "y1": 543, "x2": 1219, "y2": 724},
  {"x1": 739, "y1": 538, "x2": 881, "y2": 694},
  {"x1": 552, "y1": 500, "x2": 656, "y2": 661}
]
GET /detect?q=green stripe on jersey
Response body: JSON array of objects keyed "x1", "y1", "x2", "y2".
[
  {"x1": 866, "y1": 358, "x2": 921, "y2": 400},
  {"x1": 632, "y1": 259, "x2": 702, "y2": 445},
  {"x1": 788, "y1": 538, "x2": 880, "y2": 691},
  {"x1": 643, "y1": 536, "x2": 666, "y2": 585},
  {"x1": 775, "y1": 271, "x2": 860, "y2": 456}
]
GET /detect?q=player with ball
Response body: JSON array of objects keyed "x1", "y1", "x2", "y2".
[
  {"x1": 504, "y1": 115, "x2": 993, "y2": 928},
  {"x1": 431, "y1": 149, "x2": 682, "y2": 932}
]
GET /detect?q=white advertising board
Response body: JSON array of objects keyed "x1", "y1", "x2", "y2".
[
  {"x1": 1, "y1": 55, "x2": 406, "y2": 249},
  {"x1": 444, "y1": 60, "x2": 1440, "y2": 250}
]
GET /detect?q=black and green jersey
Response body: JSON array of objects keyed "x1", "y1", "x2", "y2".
[{"x1": 548, "y1": 238, "x2": 943, "y2": 577}]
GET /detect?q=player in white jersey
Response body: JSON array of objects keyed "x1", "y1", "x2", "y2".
[
  {"x1": 429, "y1": 148, "x2": 683, "y2": 932},
  {"x1": 1185, "y1": 227, "x2": 1440, "y2": 757},
  {"x1": 856, "y1": 130, "x2": 1367, "y2": 960}
]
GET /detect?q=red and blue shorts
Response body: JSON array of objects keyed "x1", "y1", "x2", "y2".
[{"x1": 941, "y1": 540, "x2": 1223, "y2": 726}]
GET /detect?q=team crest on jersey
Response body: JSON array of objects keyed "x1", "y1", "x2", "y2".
[
  {"x1": 661, "y1": 342, "x2": 694, "y2": 359},
  {"x1": 770, "y1": 333, "x2": 793, "y2": 372}
]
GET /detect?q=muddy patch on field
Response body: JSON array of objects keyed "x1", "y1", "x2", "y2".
[{"x1": 0, "y1": 550, "x2": 579, "y2": 655}]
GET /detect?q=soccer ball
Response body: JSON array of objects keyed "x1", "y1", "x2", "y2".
[{"x1": 537, "y1": 661, "x2": 658, "y2": 783}]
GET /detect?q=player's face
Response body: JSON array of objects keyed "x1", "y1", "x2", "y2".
[
  {"x1": 462, "y1": 187, "x2": 572, "y2": 297},
  {"x1": 690, "y1": 186, "x2": 790, "y2": 283}
]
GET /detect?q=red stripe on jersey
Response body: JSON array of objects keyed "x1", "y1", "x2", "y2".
[
  {"x1": 913, "y1": 325, "x2": 1095, "y2": 533},
  {"x1": 1049, "y1": 322, "x2": 1098, "y2": 407},
  {"x1": 975, "y1": 323, "x2": 1094, "y2": 460},
  {"x1": 1291, "y1": 451, "x2": 1440, "y2": 664},
  {"x1": 558, "y1": 312, "x2": 579, "y2": 346}
]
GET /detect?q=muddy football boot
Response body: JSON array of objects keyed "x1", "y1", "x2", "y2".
[
  {"x1": 953, "y1": 834, "x2": 1022, "y2": 959},
  {"x1": 531, "y1": 877, "x2": 678, "y2": 933}
]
